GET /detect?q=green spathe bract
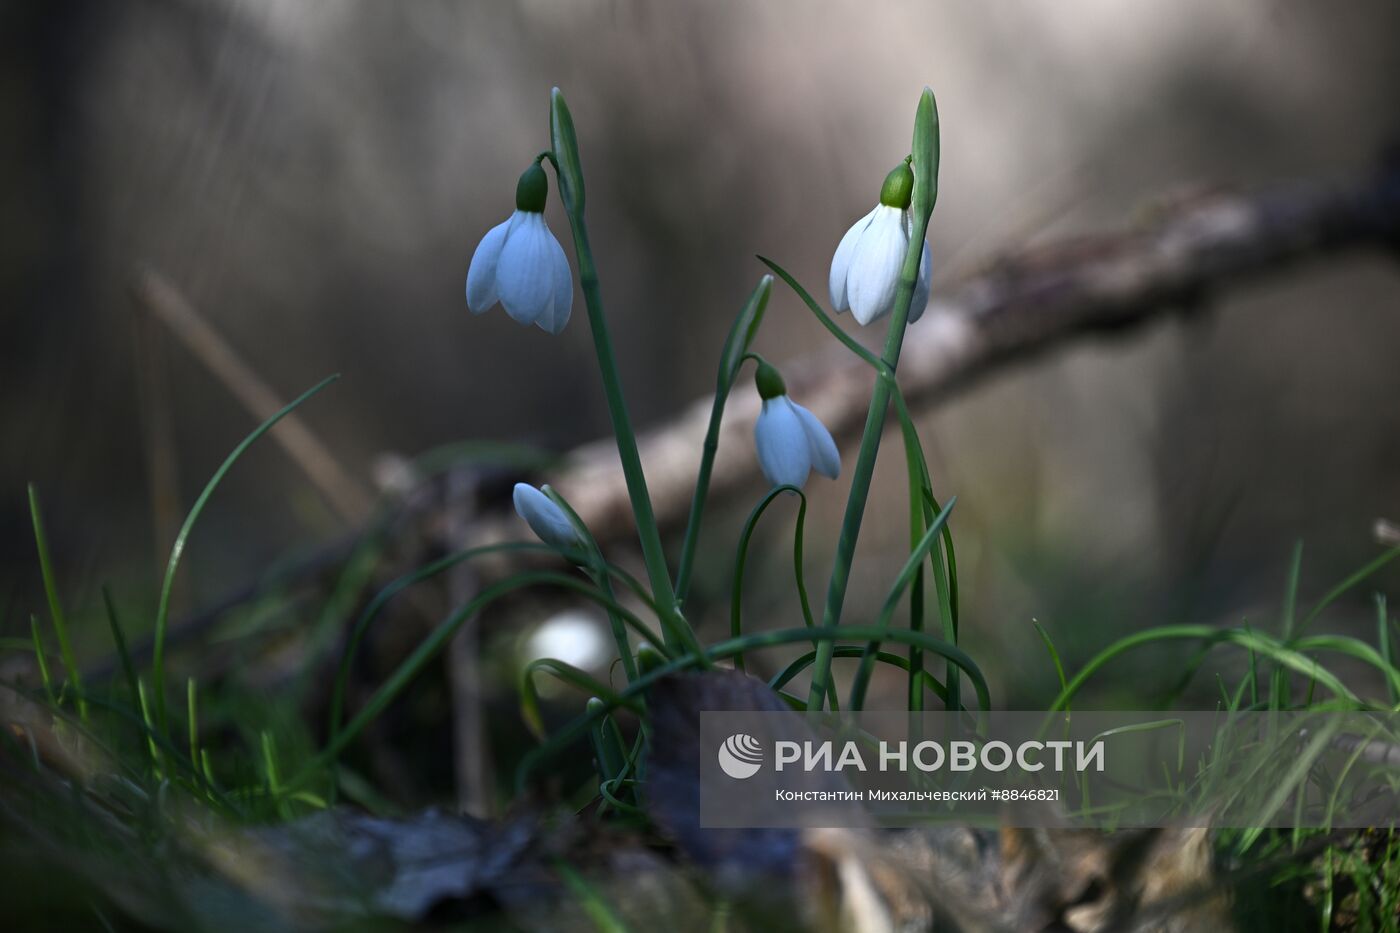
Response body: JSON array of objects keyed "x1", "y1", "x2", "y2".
[
  {"x1": 515, "y1": 161, "x2": 549, "y2": 213},
  {"x1": 753, "y1": 358, "x2": 786, "y2": 400}
]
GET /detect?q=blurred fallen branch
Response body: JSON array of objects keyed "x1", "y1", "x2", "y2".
[
  {"x1": 519, "y1": 159, "x2": 1400, "y2": 549},
  {"x1": 92, "y1": 161, "x2": 1400, "y2": 678}
]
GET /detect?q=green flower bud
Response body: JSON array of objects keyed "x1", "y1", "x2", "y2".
[
  {"x1": 754, "y1": 359, "x2": 787, "y2": 400},
  {"x1": 635, "y1": 641, "x2": 667, "y2": 675},
  {"x1": 878, "y1": 161, "x2": 914, "y2": 210},
  {"x1": 515, "y1": 162, "x2": 549, "y2": 213}
]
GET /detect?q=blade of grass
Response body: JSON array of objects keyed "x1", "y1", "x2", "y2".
[
  {"x1": 100, "y1": 587, "x2": 141, "y2": 706},
  {"x1": 186, "y1": 678, "x2": 201, "y2": 783},
  {"x1": 151, "y1": 374, "x2": 340, "y2": 732},
  {"x1": 1046, "y1": 625, "x2": 1357, "y2": 716},
  {"x1": 1379, "y1": 594, "x2": 1397, "y2": 706},
  {"x1": 1297, "y1": 546, "x2": 1400, "y2": 636},
  {"x1": 1292, "y1": 633, "x2": 1400, "y2": 699},
  {"x1": 553, "y1": 859, "x2": 631, "y2": 933},
  {"x1": 29, "y1": 616, "x2": 56, "y2": 704},
  {"x1": 28, "y1": 484, "x2": 86, "y2": 720},
  {"x1": 135, "y1": 678, "x2": 163, "y2": 776},
  {"x1": 1272, "y1": 540, "x2": 1304, "y2": 710},
  {"x1": 1032, "y1": 620, "x2": 1069, "y2": 712}
]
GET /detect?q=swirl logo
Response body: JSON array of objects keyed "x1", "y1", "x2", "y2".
[{"x1": 717, "y1": 733, "x2": 764, "y2": 779}]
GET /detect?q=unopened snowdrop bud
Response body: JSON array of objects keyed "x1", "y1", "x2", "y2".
[
  {"x1": 829, "y1": 159, "x2": 932, "y2": 327},
  {"x1": 752, "y1": 363, "x2": 840, "y2": 489},
  {"x1": 635, "y1": 641, "x2": 667, "y2": 675},
  {"x1": 466, "y1": 163, "x2": 574, "y2": 334},
  {"x1": 512, "y1": 483, "x2": 582, "y2": 552}
]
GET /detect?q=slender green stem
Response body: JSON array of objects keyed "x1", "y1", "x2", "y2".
[
  {"x1": 549, "y1": 165, "x2": 691, "y2": 657},
  {"x1": 807, "y1": 89, "x2": 940, "y2": 711},
  {"x1": 566, "y1": 230, "x2": 672, "y2": 605},
  {"x1": 805, "y1": 301, "x2": 905, "y2": 710},
  {"x1": 546, "y1": 486, "x2": 643, "y2": 683},
  {"x1": 727, "y1": 485, "x2": 840, "y2": 709},
  {"x1": 589, "y1": 561, "x2": 638, "y2": 684},
  {"x1": 730, "y1": 485, "x2": 800, "y2": 672},
  {"x1": 675, "y1": 407, "x2": 725, "y2": 607}
]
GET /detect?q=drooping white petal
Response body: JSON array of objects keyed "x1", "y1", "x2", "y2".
[
  {"x1": 465, "y1": 215, "x2": 515, "y2": 313},
  {"x1": 790, "y1": 400, "x2": 840, "y2": 480},
  {"x1": 754, "y1": 397, "x2": 812, "y2": 489},
  {"x1": 497, "y1": 212, "x2": 556, "y2": 327},
  {"x1": 829, "y1": 205, "x2": 879, "y2": 313},
  {"x1": 908, "y1": 238, "x2": 932, "y2": 324},
  {"x1": 513, "y1": 483, "x2": 580, "y2": 551},
  {"x1": 846, "y1": 205, "x2": 908, "y2": 326},
  {"x1": 534, "y1": 223, "x2": 573, "y2": 335}
]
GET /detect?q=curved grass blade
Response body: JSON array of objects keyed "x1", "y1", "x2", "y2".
[
  {"x1": 770, "y1": 646, "x2": 951, "y2": 706},
  {"x1": 1297, "y1": 546, "x2": 1400, "y2": 635},
  {"x1": 28, "y1": 484, "x2": 85, "y2": 719},
  {"x1": 1293, "y1": 633, "x2": 1400, "y2": 700},
  {"x1": 1046, "y1": 625, "x2": 1359, "y2": 716},
  {"x1": 151, "y1": 374, "x2": 340, "y2": 732},
  {"x1": 1032, "y1": 620, "x2": 1069, "y2": 711}
]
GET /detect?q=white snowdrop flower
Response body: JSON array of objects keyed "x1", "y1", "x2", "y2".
[
  {"x1": 829, "y1": 161, "x2": 932, "y2": 327},
  {"x1": 466, "y1": 162, "x2": 574, "y2": 334},
  {"x1": 751, "y1": 360, "x2": 840, "y2": 490},
  {"x1": 513, "y1": 483, "x2": 582, "y2": 552}
]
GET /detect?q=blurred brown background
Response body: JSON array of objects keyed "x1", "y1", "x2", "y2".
[{"x1": 4, "y1": 0, "x2": 1400, "y2": 706}]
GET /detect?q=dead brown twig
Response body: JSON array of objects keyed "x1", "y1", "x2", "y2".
[{"x1": 132, "y1": 269, "x2": 376, "y2": 526}]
